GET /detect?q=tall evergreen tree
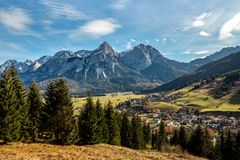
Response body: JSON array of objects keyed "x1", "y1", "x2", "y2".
[
  {"x1": 120, "y1": 112, "x2": 131, "y2": 147},
  {"x1": 78, "y1": 94, "x2": 98, "y2": 144},
  {"x1": 234, "y1": 130, "x2": 240, "y2": 160},
  {"x1": 95, "y1": 99, "x2": 108, "y2": 143},
  {"x1": 170, "y1": 129, "x2": 179, "y2": 145},
  {"x1": 44, "y1": 78, "x2": 74, "y2": 144},
  {"x1": 131, "y1": 115, "x2": 144, "y2": 149},
  {"x1": 151, "y1": 130, "x2": 157, "y2": 149},
  {"x1": 202, "y1": 128, "x2": 214, "y2": 159},
  {"x1": 0, "y1": 68, "x2": 19, "y2": 143},
  {"x1": 223, "y1": 130, "x2": 234, "y2": 160},
  {"x1": 27, "y1": 81, "x2": 43, "y2": 142},
  {"x1": 188, "y1": 125, "x2": 204, "y2": 156},
  {"x1": 215, "y1": 131, "x2": 225, "y2": 160},
  {"x1": 178, "y1": 126, "x2": 187, "y2": 150},
  {"x1": 9, "y1": 66, "x2": 30, "y2": 140},
  {"x1": 156, "y1": 120, "x2": 167, "y2": 151},
  {"x1": 105, "y1": 101, "x2": 120, "y2": 145},
  {"x1": 143, "y1": 123, "x2": 151, "y2": 148}
]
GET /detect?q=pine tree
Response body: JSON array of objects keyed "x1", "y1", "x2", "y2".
[
  {"x1": 120, "y1": 112, "x2": 131, "y2": 147},
  {"x1": 214, "y1": 131, "x2": 224, "y2": 160},
  {"x1": 105, "y1": 101, "x2": 120, "y2": 145},
  {"x1": 178, "y1": 126, "x2": 187, "y2": 150},
  {"x1": 78, "y1": 93, "x2": 98, "y2": 144},
  {"x1": 151, "y1": 130, "x2": 157, "y2": 149},
  {"x1": 95, "y1": 99, "x2": 108, "y2": 143},
  {"x1": 202, "y1": 128, "x2": 214, "y2": 159},
  {"x1": 27, "y1": 81, "x2": 43, "y2": 142},
  {"x1": 131, "y1": 115, "x2": 144, "y2": 149},
  {"x1": 170, "y1": 129, "x2": 179, "y2": 145},
  {"x1": 0, "y1": 68, "x2": 20, "y2": 143},
  {"x1": 44, "y1": 78, "x2": 74, "y2": 144},
  {"x1": 143, "y1": 123, "x2": 151, "y2": 149},
  {"x1": 223, "y1": 130, "x2": 234, "y2": 160},
  {"x1": 188, "y1": 125, "x2": 204, "y2": 156},
  {"x1": 11, "y1": 66, "x2": 30, "y2": 140},
  {"x1": 234, "y1": 130, "x2": 240, "y2": 160},
  {"x1": 156, "y1": 120, "x2": 167, "y2": 151}
]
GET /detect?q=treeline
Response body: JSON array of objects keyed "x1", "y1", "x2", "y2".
[{"x1": 0, "y1": 66, "x2": 239, "y2": 160}]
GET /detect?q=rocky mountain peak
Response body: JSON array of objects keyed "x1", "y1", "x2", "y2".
[
  {"x1": 96, "y1": 41, "x2": 116, "y2": 56},
  {"x1": 24, "y1": 60, "x2": 33, "y2": 65},
  {"x1": 54, "y1": 50, "x2": 74, "y2": 59}
]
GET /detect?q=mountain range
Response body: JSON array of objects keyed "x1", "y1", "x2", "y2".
[
  {"x1": 149, "y1": 51, "x2": 240, "y2": 93},
  {"x1": 1, "y1": 41, "x2": 240, "y2": 94}
]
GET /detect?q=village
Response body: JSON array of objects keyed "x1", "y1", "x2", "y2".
[{"x1": 116, "y1": 93, "x2": 240, "y2": 134}]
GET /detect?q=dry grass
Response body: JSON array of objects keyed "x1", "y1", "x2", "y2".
[{"x1": 0, "y1": 143, "x2": 205, "y2": 160}]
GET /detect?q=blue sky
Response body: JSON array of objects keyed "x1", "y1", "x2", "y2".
[{"x1": 0, "y1": 0, "x2": 240, "y2": 63}]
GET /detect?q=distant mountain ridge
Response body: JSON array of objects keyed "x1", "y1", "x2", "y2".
[
  {"x1": 148, "y1": 51, "x2": 240, "y2": 92},
  {"x1": 1, "y1": 41, "x2": 239, "y2": 94}
]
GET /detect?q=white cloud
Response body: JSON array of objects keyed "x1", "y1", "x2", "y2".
[
  {"x1": 130, "y1": 38, "x2": 136, "y2": 42},
  {"x1": 41, "y1": 0, "x2": 87, "y2": 20},
  {"x1": 196, "y1": 12, "x2": 211, "y2": 20},
  {"x1": 194, "y1": 50, "x2": 209, "y2": 54},
  {"x1": 192, "y1": 20, "x2": 204, "y2": 27},
  {"x1": 183, "y1": 50, "x2": 209, "y2": 55},
  {"x1": 162, "y1": 38, "x2": 167, "y2": 43},
  {"x1": 70, "y1": 19, "x2": 121, "y2": 38},
  {"x1": 155, "y1": 38, "x2": 160, "y2": 42},
  {"x1": 219, "y1": 12, "x2": 240, "y2": 40},
  {"x1": 191, "y1": 12, "x2": 211, "y2": 28},
  {"x1": 109, "y1": 0, "x2": 130, "y2": 10},
  {"x1": 126, "y1": 41, "x2": 133, "y2": 49},
  {"x1": 0, "y1": 7, "x2": 39, "y2": 37},
  {"x1": 191, "y1": 56, "x2": 207, "y2": 61},
  {"x1": 0, "y1": 8, "x2": 32, "y2": 31},
  {"x1": 183, "y1": 50, "x2": 191, "y2": 54},
  {"x1": 199, "y1": 31, "x2": 211, "y2": 37}
]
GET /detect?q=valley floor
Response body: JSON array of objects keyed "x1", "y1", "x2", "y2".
[{"x1": 0, "y1": 143, "x2": 205, "y2": 160}]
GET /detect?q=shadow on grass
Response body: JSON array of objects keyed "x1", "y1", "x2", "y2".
[{"x1": 229, "y1": 93, "x2": 240, "y2": 105}]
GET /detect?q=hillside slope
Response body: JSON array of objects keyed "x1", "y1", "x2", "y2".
[
  {"x1": 0, "y1": 143, "x2": 205, "y2": 160},
  {"x1": 148, "y1": 70, "x2": 240, "y2": 112},
  {"x1": 150, "y1": 52, "x2": 240, "y2": 92}
]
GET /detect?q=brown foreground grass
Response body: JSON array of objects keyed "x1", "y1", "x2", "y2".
[{"x1": 0, "y1": 143, "x2": 205, "y2": 160}]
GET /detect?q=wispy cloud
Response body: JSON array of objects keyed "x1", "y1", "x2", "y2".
[
  {"x1": 70, "y1": 19, "x2": 121, "y2": 38},
  {"x1": 109, "y1": 0, "x2": 131, "y2": 10},
  {"x1": 0, "y1": 7, "x2": 39, "y2": 37},
  {"x1": 130, "y1": 38, "x2": 136, "y2": 42},
  {"x1": 162, "y1": 38, "x2": 167, "y2": 43},
  {"x1": 155, "y1": 38, "x2": 160, "y2": 42},
  {"x1": 182, "y1": 12, "x2": 212, "y2": 30},
  {"x1": 199, "y1": 31, "x2": 211, "y2": 37},
  {"x1": 192, "y1": 12, "x2": 211, "y2": 27},
  {"x1": 219, "y1": 12, "x2": 240, "y2": 40},
  {"x1": 183, "y1": 50, "x2": 209, "y2": 55},
  {"x1": 41, "y1": 0, "x2": 87, "y2": 20}
]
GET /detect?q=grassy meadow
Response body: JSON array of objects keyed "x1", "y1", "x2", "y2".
[
  {"x1": 72, "y1": 92, "x2": 144, "y2": 108},
  {"x1": 72, "y1": 79, "x2": 240, "y2": 113},
  {"x1": 168, "y1": 82, "x2": 240, "y2": 112}
]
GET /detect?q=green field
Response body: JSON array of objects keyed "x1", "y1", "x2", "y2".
[
  {"x1": 72, "y1": 92, "x2": 144, "y2": 108},
  {"x1": 168, "y1": 82, "x2": 240, "y2": 112},
  {"x1": 72, "y1": 80, "x2": 240, "y2": 112},
  {"x1": 148, "y1": 101, "x2": 181, "y2": 111}
]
